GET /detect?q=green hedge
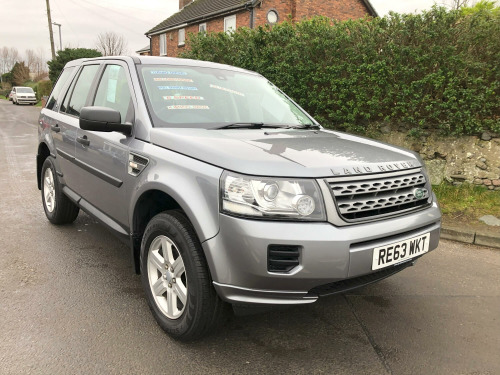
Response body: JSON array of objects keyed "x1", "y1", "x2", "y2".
[
  {"x1": 181, "y1": 7, "x2": 500, "y2": 136},
  {"x1": 0, "y1": 89, "x2": 10, "y2": 98},
  {"x1": 37, "y1": 80, "x2": 53, "y2": 101}
]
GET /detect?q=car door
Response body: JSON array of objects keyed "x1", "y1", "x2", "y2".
[
  {"x1": 74, "y1": 61, "x2": 135, "y2": 228},
  {"x1": 53, "y1": 64, "x2": 101, "y2": 193}
]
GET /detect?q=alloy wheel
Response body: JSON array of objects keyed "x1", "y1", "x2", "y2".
[
  {"x1": 147, "y1": 235, "x2": 187, "y2": 319},
  {"x1": 43, "y1": 168, "x2": 56, "y2": 213}
]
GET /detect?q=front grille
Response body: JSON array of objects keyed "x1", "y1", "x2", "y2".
[
  {"x1": 328, "y1": 171, "x2": 431, "y2": 222},
  {"x1": 267, "y1": 245, "x2": 300, "y2": 273},
  {"x1": 307, "y1": 258, "x2": 417, "y2": 297}
]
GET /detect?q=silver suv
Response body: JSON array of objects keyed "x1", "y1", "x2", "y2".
[{"x1": 37, "y1": 56, "x2": 441, "y2": 341}]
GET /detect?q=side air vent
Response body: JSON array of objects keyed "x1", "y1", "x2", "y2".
[
  {"x1": 268, "y1": 245, "x2": 301, "y2": 273},
  {"x1": 128, "y1": 153, "x2": 149, "y2": 177}
]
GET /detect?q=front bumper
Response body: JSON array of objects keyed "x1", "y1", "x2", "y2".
[
  {"x1": 203, "y1": 201, "x2": 441, "y2": 305},
  {"x1": 17, "y1": 97, "x2": 37, "y2": 104}
]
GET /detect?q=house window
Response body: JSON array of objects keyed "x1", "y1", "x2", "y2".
[
  {"x1": 199, "y1": 23, "x2": 207, "y2": 33},
  {"x1": 178, "y1": 28, "x2": 185, "y2": 46},
  {"x1": 224, "y1": 15, "x2": 236, "y2": 34},
  {"x1": 159, "y1": 33, "x2": 167, "y2": 56}
]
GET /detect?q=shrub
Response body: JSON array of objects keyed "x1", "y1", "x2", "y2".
[
  {"x1": 47, "y1": 48, "x2": 102, "y2": 82},
  {"x1": 37, "y1": 80, "x2": 53, "y2": 100},
  {"x1": 11, "y1": 62, "x2": 30, "y2": 86},
  {"x1": 181, "y1": 7, "x2": 500, "y2": 136}
]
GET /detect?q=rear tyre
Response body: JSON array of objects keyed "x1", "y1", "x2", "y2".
[
  {"x1": 41, "y1": 157, "x2": 80, "y2": 224},
  {"x1": 140, "y1": 211, "x2": 228, "y2": 341}
]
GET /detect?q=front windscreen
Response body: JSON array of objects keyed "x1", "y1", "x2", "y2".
[
  {"x1": 138, "y1": 65, "x2": 314, "y2": 128},
  {"x1": 17, "y1": 87, "x2": 34, "y2": 94}
]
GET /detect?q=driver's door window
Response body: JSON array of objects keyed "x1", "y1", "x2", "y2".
[{"x1": 93, "y1": 64, "x2": 133, "y2": 123}]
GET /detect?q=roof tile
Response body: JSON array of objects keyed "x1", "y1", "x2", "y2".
[
  {"x1": 146, "y1": 0, "x2": 377, "y2": 35},
  {"x1": 147, "y1": 0, "x2": 250, "y2": 35}
]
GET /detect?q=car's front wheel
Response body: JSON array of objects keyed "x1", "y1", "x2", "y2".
[
  {"x1": 141, "y1": 211, "x2": 227, "y2": 341},
  {"x1": 41, "y1": 157, "x2": 80, "y2": 224}
]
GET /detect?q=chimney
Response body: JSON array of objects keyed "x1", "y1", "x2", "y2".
[{"x1": 179, "y1": 0, "x2": 193, "y2": 9}]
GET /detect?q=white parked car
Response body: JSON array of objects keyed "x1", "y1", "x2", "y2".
[{"x1": 12, "y1": 86, "x2": 37, "y2": 105}]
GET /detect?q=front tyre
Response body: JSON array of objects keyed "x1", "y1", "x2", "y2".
[
  {"x1": 41, "y1": 157, "x2": 80, "y2": 224},
  {"x1": 141, "y1": 211, "x2": 227, "y2": 341}
]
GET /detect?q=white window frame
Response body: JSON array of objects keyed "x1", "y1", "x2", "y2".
[
  {"x1": 224, "y1": 15, "x2": 236, "y2": 34},
  {"x1": 178, "y1": 28, "x2": 185, "y2": 46},
  {"x1": 159, "y1": 33, "x2": 167, "y2": 56},
  {"x1": 199, "y1": 23, "x2": 207, "y2": 33}
]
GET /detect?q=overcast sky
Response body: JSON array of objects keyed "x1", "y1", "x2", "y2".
[{"x1": 2, "y1": 0, "x2": 452, "y2": 62}]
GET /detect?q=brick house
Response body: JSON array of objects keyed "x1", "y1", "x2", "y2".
[
  {"x1": 136, "y1": 45, "x2": 151, "y2": 56},
  {"x1": 144, "y1": 0, "x2": 378, "y2": 57}
]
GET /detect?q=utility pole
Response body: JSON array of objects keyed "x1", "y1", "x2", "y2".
[
  {"x1": 46, "y1": 0, "x2": 56, "y2": 59},
  {"x1": 52, "y1": 22, "x2": 62, "y2": 51}
]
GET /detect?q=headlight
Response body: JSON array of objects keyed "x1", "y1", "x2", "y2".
[{"x1": 220, "y1": 171, "x2": 326, "y2": 221}]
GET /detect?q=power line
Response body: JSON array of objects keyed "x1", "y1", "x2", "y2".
[{"x1": 67, "y1": 0, "x2": 156, "y2": 34}]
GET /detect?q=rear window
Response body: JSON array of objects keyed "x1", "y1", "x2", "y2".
[{"x1": 46, "y1": 67, "x2": 75, "y2": 111}]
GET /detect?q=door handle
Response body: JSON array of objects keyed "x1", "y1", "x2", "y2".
[
  {"x1": 50, "y1": 124, "x2": 60, "y2": 133},
  {"x1": 77, "y1": 135, "x2": 90, "y2": 146}
]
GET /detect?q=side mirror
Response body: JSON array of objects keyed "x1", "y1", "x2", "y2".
[{"x1": 80, "y1": 106, "x2": 132, "y2": 136}]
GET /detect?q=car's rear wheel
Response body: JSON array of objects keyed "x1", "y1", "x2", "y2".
[
  {"x1": 141, "y1": 211, "x2": 227, "y2": 341},
  {"x1": 41, "y1": 157, "x2": 80, "y2": 224}
]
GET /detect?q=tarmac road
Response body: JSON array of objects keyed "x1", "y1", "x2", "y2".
[{"x1": 0, "y1": 99, "x2": 499, "y2": 375}]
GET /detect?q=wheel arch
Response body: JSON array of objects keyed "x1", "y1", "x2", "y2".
[
  {"x1": 130, "y1": 189, "x2": 193, "y2": 274},
  {"x1": 37, "y1": 142, "x2": 51, "y2": 190}
]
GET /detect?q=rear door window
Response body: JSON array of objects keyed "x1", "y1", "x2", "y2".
[
  {"x1": 46, "y1": 67, "x2": 75, "y2": 111},
  {"x1": 64, "y1": 64, "x2": 100, "y2": 117}
]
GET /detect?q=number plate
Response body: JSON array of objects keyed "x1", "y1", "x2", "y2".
[{"x1": 372, "y1": 233, "x2": 430, "y2": 271}]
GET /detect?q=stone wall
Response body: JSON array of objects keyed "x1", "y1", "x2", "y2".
[{"x1": 377, "y1": 131, "x2": 500, "y2": 190}]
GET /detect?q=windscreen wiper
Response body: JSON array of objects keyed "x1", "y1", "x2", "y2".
[
  {"x1": 213, "y1": 122, "x2": 290, "y2": 130},
  {"x1": 289, "y1": 124, "x2": 321, "y2": 129}
]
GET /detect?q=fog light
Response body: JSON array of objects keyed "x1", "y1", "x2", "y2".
[{"x1": 293, "y1": 195, "x2": 315, "y2": 216}]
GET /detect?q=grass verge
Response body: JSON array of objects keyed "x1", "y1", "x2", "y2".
[{"x1": 433, "y1": 182, "x2": 500, "y2": 221}]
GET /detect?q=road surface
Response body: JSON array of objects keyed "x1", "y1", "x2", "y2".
[{"x1": 0, "y1": 100, "x2": 499, "y2": 374}]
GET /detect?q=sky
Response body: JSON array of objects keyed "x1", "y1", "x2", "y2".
[
  {"x1": 1, "y1": 0, "x2": 454, "y2": 62},
  {"x1": 1, "y1": 0, "x2": 179, "y2": 61}
]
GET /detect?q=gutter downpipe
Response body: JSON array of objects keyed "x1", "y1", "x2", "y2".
[{"x1": 246, "y1": 0, "x2": 255, "y2": 29}]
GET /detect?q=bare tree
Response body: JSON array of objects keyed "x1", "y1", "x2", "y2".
[
  {"x1": 448, "y1": 0, "x2": 471, "y2": 9},
  {"x1": 25, "y1": 49, "x2": 37, "y2": 73},
  {"x1": 9, "y1": 47, "x2": 20, "y2": 68},
  {"x1": 1, "y1": 47, "x2": 9, "y2": 75},
  {"x1": 96, "y1": 32, "x2": 128, "y2": 56},
  {"x1": 0, "y1": 47, "x2": 20, "y2": 75},
  {"x1": 34, "y1": 48, "x2": 48, "y2": 79}
]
